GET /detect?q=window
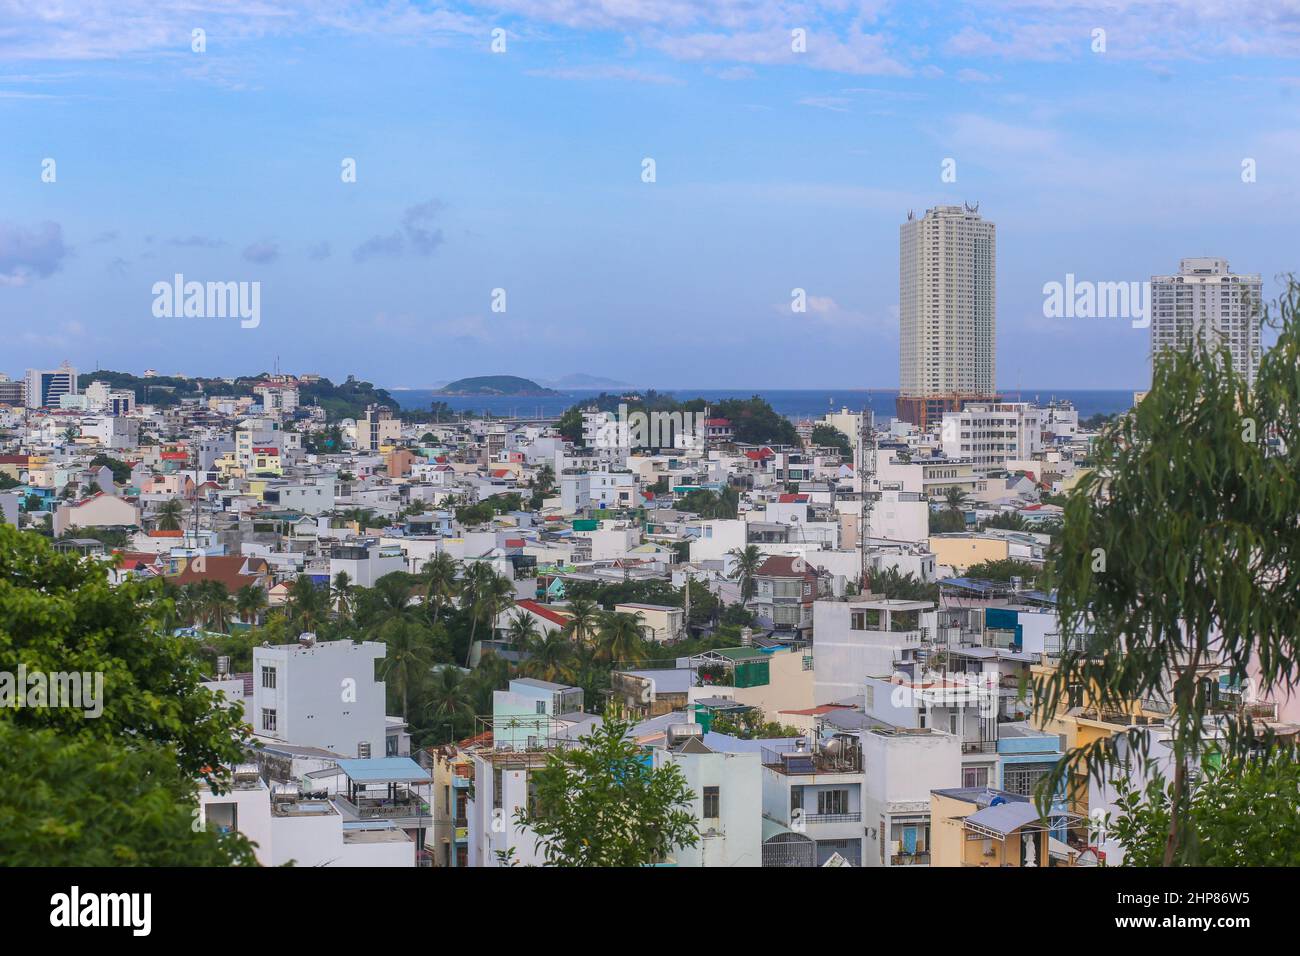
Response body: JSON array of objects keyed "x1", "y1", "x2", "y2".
[
  {"x1": 261, "y1": 708, "x2": 277, "y2": 733},
  {"x1": 817, "y1": 789, "x2": 848, "y2": 816},
  {"x1": 963, "y1": 766, "x2": 989, "y2": 788},
  {"x1": 702, "y1": 786, "x2": 720, "y2": 819},
  {"x1": 261, "y1": 666, "x2": 276, "y2": 689},
  {"x1": 1004, "y1": 762, "x2": 1055, "y2": 798},
  {"x1": 535, "y1": 700, "x2": 546, "y2": 715}
]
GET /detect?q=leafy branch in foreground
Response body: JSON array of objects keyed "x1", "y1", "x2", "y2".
[
  {"x1": 514, "y1": 715, "x2": 699, "y2": 866},
  {"x1": 1034, "y1": 275, "x2": 1300, "y2": 865}
]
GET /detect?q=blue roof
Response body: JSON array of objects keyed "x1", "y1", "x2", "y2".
[{"x1": 335, "y1": 757, "x2": 430, "y2": 784}]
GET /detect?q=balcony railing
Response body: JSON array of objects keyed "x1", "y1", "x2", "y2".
[
  {"x1": 890, "y1": 852, "x2": 931, "y2": 866},
  {"x1": 805, "y1": 812, "x2": 862, "y2": 825}
]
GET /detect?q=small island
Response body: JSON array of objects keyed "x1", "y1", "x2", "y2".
[{"x1": 434, "y1": 375, "x2": 561, "y2": 396}]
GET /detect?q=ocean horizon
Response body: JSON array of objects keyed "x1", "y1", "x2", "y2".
[{"x1": 388, "y1": 387, "x2": 1140, "y2": 420}]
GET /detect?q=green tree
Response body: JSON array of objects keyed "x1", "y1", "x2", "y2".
[
  {"x1": 156, "y1": 497, "x2": 186, "y2": 531},
  {"x1": 727, "y1": 544, "x2": 763, "y2": 601},
  {"x1": 867, "y1": 567, "x2": 939, "y2": 602},
  {"x1": 378, "y1": 617, "x2": 435, "y2": 721},
  {"x1": 942, "y1": 487, "x2": 971, "y2": 513},
  {"x1": 1106, "y1": 751, "x2": 1300, "y2": 867},
  {"x1": 1035, "y1": 277, "x2": 1300, "y2": 866},
  {"x1": 424, "y1": 666, "x2": 475, "y2": 744},
  {"x1": 0, "y1": 525, "x2": 252, "y2": 787},
  {"x1": 514, "y1": 714, "x2": 699, "y2": 866},
  {"x1": 0, "y1": 723, "x2": 259, "y2": 866},
  {"x1": 594, "y1": 610, "x2": 646, "y2": 665},
  {"x1": 524, "y1": 629, "x2": 576, "y2": 684},
  {"x1": 810, "y1": 424, "x2": 851, "y2": 458},
  {"x1": 420, "y1": 552, "x2": 461, "y2": 627},
  {"x1": 235, "y1": 583, "x2": 268, "y2": 626},
  {"x1": 285, "y1": 575, "x2": 330, "y2": 632},
  {"x1": 505, "y1": 611, "x2": 540, "y2": 649}
]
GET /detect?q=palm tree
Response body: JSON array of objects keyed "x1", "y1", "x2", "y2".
[
  {"x1": 425, "y1": 666, "x2": 475, "y2": 743},
  {"x1": 525, "y1": 630, "x2": 575, "y2": 684},
  {"x1": 378, "y1": 618, "x2": 435, "y2": 721},
  {"x1": 560, "y1": 597, "x2": 599, "y2": 646},
  {"x1": 505, "y1": 611, "x2": 540, "y2": 649},
  {"x1": 198, "y1": 581, "x2": 236, "y2": 633},
  {"x1": 176, "y1": 582, "x2": 205, "y2": 628},
  {"x1": 362, "y1": 572, "x2": 420, "y2": 633},
  {"x1": 943, "y1": 487, "x2": 971, "y2": 513},
  {"x1": 594, "y1": 610, "x2": 646, "y2": 666},
  {"x1": 286, "y1": 575, "x2": 330, "y2": 632},
  {"x1": 419, "y1": 552, "x2": 460, "y2": 626},
  {"x1": 466, "y1": 653, "x2": 513, "y2": 716},
  {"x1": 331, "y1": 571, "x2": 355, "y2": 621},
  {"x1": 463, "y1": 564, "x2": 515, "y2": 666},
  {"x1": 727, "y1": 544, "x2": 764, "y2": 602},
  {"x1": 235, "y1": 584, "x2": 268, "y2": 625},
  {"x1": 156, "y1": 498, "x2": 185, "y2": 532}
]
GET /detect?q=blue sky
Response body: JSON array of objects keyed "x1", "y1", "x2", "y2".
[{"x1": 3, "y1": 1, "x2": 1300, "y2": 389}]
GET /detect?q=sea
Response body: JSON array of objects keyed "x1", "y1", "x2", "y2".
[{"x1": 388, "y1": 387, "x2": 1138, "y2": 422}]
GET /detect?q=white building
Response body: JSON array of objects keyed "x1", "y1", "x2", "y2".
[
  {"x1": 940, "y1": 402, "x2": 1042, "y2": 475},
  {"x1": 1150, "y1": 257, "x2": 1262, "y2": 388},
  {"x1": 898, "y1": 204, "x2": 996, "y2": 427},
  {"x1": 252, "y1": 636, "x2": 388, "y2": 758},
  {"x1": 653, "y1": 726, "x2": 763, "y2": 867},
  {"x1": 26, "y1": 363, "x2": 78, "y2": 409},
  {"x1": 861, "y1": 726, "x2": 961, "y2": 866}
]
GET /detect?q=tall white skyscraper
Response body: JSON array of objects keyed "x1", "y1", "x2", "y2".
[
  {"x1": 898, "y1": 204, "x2": 996, "y2": 428},
  {"x1": 25, "y1": 363, "x2": 78, "y2": 409},
  {"x1": 1149, "y1": 258, "x2": 1262, "y2": 388}
]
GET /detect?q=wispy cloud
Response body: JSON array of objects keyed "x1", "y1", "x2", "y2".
[
  {"x1": 0, "y1": 220, "x2": 68, "y2": 286},
  {"x1": 354, "y1": 200, "x2": 446, "y2": 262}
]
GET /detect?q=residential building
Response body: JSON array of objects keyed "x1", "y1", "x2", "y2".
[
  {"x1": 897, "y1": 204, "x2": 996, "y2": 427},
  {"x1": 1150, "y1": 257, "x2": 1262, "y2": 388}
]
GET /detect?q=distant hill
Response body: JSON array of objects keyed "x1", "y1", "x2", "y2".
[
  {"x1": 542, "y1": 373, "x2": 631, "y2": 389},
  {"x1": 434, "y1": 375, "x2": 560, "y2": 396}
]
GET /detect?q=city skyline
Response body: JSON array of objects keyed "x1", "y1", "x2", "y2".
[{"x1": 4, "y1": 2, "x2": 1299, "y2": 388}]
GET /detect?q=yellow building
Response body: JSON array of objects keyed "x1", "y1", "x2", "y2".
[
  {"x1": 930, "y1": 788, "x2": 1084, "y2": 867},
  {"x1": 927, "y1": 533, "x2": 1010, "y2": 573}
]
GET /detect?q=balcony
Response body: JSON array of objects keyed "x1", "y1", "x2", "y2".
[
  {"x1": 891, "y1": 851, "x2": 931, "y2": 866},
  {"x1": 805, "y1": 812, "x2": 863, "y2": 825}
]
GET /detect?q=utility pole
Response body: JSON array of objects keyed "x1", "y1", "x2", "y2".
[{"x1": 857, "y1": 407, "x2": 876, "y2": 591}]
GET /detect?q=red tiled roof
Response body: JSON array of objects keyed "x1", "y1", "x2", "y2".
[
  {"x1": 514, "y1": 599, "x2": 573, "y2": 628},
  {"x1": 755, "y1": 555, "x2": 810, "y2": 577},
  {"x1": 148, "y1": 529, "x2": 184, "y2": 537},
  {"x1": 744, "y1": 448, "x2": 774, "y2": 461}
]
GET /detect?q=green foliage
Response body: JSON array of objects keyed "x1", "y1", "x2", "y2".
[
  {"x1": 1037, "y1": 276, "x2": 1300, "y2": 865},
  {"x1": 866, "y1": 567, "x2": 938, "y2": 602},
  {"x1": 89, "y1": 454, "x2": 131, "y2": 485},
  {"x1": 964, "y1": 558, "x2": 1040, "y2": 583},
  {"x1": 0, "y1": 722, "x2": 258, "y2": 866},
  {"x1": 727, "y1": 545, "x2": 763, "y2": 601},
  {"x1": 514, "y1": 714, "x2": 699, "y2": 866},
  {"x1": 810, "y1": 424, "x2": 851, "y2": 458},
  {"x1": 710, "y1": 710, "x2": 803, "y2": 739},
  {"x1": 928, "y1": 508, "x2": 966, "y2": 533},
  {"x1": 1107, "y1": 752, "x2": 1300, "y2": 866},
  {"x1": 0, "y1": 525, "x2": 252, "y2": 785}
]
